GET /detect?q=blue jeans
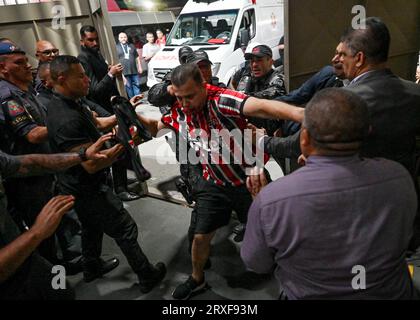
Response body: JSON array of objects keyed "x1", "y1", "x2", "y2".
[{"x1": 125, "y1": 74, "x2": 141, "y2": 98}]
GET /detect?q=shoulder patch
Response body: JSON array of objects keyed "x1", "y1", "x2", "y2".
[{"x1": 6, "y1": 100, "x2": 25, "y2": 116}]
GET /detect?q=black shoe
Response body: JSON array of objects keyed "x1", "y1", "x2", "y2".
[
  {"x1": 138, "y1": 262, "x2": 167, "y2": 294},
  {"x1": 172, "y1": 276, "x2": 207, "y2": 300},
  {"x1": 233, "y1": 223, "x2": 246, "y2": 242},
  {"x1": 64, "y1": 257, "x2": 84, "y2": 276},
  {"x1": 83, "y1": 257, "x2": 120, "y2": 283},
  {"x1": 117, "y1": 191, "x2": 141, "y2": 202},
  {"x1": 127, "y1": 177, "x2": 138, "y2": 185}
]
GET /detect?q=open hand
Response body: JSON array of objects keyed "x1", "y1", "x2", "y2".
[
  {"x1": 246, "y1": 167, "x2": 268, "y2": 198},
  {"x1": 32, "y1": 195, "x2": 75, "y2": 239},
  {"x1": 85, "y1": 133, "x2": 113, "y2": 160},
  {"x1": 130, "y1": 94, "x2": 144, "y2": 107}
]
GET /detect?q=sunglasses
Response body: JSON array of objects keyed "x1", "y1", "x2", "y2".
[{"x1": 38, "y1": 49, "x2": 59, "y2": 56}]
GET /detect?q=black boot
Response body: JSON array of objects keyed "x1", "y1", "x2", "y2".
[{"x1": 138, "y1": 262, "x2": 167, "y2": 293}]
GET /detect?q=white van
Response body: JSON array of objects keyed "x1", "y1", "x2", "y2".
[{"x1": 147, "y1": 0, "x2": 284, "y2": 87}]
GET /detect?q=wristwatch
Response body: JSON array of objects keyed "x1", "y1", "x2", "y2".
[{"x1": 78, "y1": 147, "x2": 88, "y2": 162}]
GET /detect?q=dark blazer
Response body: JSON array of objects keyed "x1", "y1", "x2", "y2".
[
  {"x1": 344, "y1": 69, "x2": 420, "y2": 176},
  {"x1": 78, "y1": 46, "x2": 119, "y2": 113}
]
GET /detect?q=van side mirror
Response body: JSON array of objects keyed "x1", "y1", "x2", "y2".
[{"x1": 239, "y1": 29, "x2": 250, "y2": 47}]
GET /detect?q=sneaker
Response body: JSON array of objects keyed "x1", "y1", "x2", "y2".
[
  {"x1": 138, "y1": 262, "x2": 167, "y2": 294},
  {"x1": 172, "y1": 276, "x2": 207, "y2": 300}
]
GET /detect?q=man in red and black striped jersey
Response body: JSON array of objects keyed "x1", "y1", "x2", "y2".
[{"x1": 137, "y1": 63, "x2": 303, "y2": 300}]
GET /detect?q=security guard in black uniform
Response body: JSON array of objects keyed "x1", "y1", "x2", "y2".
[
  {"x1": 232, "y1": 44, "x2": 287, "y2": 137},
  {"x1": 47, "y1": 55, "x2": 166, "y2": 291},
  {"x1": 0, "y1": 42, "x2": 58, "y2": 263}
]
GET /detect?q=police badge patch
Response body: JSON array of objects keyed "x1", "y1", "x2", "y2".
[{"x1": 7, "y1": 100, "x2": 25, "y2": 116}]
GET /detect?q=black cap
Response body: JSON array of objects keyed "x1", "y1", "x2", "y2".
[
  {"x1": 0, "y1": 42, "x2": 26, "y2": 56},
  {"x1": 186, "y1": 50, "x2": 213, "y2": 65},
  {"x1": 244, "y1": 44, "x2": 272, "y2": 60},
  {"x1": 178, "y1": 46, "x2": 193, "y2": 64}
]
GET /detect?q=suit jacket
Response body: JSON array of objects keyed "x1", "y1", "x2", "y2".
[
  {"x1": 344, "y1": 69, "x2": 420, "y2": 176},
  {"x1": 78, "y1": 46, "x2": 119, "y2": 114}
]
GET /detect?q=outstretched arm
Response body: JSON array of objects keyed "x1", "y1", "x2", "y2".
[
  {"x1": 68, "y1": 141, "x2": 124, "y2": 174},
  {"x1": 136, "y1": 113, "x2": 167, "y2": 137},
  {"x1": 13, "y1": 133, "x2": 112, "y2": 177},
  {"x1": 243, "y1": 97, "x2": 304, "y2": 123}
]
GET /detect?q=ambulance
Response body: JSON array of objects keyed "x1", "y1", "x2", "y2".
[{"x1": 147, "y1": 0, "x2": 284, "y2": 87}]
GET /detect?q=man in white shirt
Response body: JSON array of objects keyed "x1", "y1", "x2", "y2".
[{"x1": 142, "y1": 32, "x2": 160, "y2": 76}]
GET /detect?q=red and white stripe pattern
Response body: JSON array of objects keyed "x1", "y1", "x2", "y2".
[{"x1": 162, "y1": 84, "x2": 267, "y2": 187}]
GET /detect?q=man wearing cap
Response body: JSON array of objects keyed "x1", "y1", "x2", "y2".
[
  {"x1": 185, "y1": 50, "x2": 225, "y2": 88},
  {"x1": 234, "y1": 44, "x2": 286, "y2": 135},
  {"x1": 0, "y1": 41, "x2": 60, "y2": 264},
  {"x1": 234, "y1": 43, "x2": 286, "y2": 99},
  {"x1": 148, "y1": 46, "x2": 193, "y2": 115}
]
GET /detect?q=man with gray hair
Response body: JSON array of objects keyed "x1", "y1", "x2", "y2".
[
  {"x1": 333, "y1": 17, "x2": 420, "y2": 250},
  {"x1": 243, "y1": 88, "x2": 418, "y2": 299}
]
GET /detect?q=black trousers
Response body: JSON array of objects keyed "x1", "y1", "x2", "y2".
[
  {"x1": 73, "y1": 185, "x2": 150, "y2": 274},
  {"x1": 0, "y1": 253, "x2": 74, "y2": 300}
]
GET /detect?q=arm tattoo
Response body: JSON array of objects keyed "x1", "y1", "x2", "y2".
[{"x1": 14, "y1": 153, "x2": 80, "y2": 177}]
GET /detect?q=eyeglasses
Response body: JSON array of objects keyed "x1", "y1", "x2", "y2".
[{"x1": 38, "y1": 49, "x2": 59, "y2": 56}]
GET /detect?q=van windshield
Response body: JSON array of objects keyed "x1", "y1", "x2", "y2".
[{"x1": 167, "y1": 10, "x2": 238, "y2": 46}]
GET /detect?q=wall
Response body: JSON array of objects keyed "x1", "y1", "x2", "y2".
[{"x1": 285, "y1": 0, "x2": 420, "y2": 91}]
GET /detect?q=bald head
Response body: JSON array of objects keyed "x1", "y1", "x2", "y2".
[
  {"x1": 36, "y1": 40, "x2": 59, "y2": 62},
  {"x1": 118, "y1": 32, "x2": 128, "y2": 45},
  {"x1": 301, "y1": 88, "x2": 370, "y2": 156}
]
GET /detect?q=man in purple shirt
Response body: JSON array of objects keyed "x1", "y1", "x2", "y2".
[{"x1": 242, "y1": 88, "x2": 418, "y2": 299}]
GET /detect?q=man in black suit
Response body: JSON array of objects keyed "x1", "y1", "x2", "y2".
[
  {"x1": 335, "y1": 17, "x2": 420, "y2": 251},
  {"x1": 262, "y1": 17, "x2": 420, "y2": 250},
  {"x1": 78, "y1": 25, "x2": 141, "y2": 202},
  {"x1": 333, "y1": 17, "x2": 420, "y2": 177},
  {"x1": 263, "y1": 17, "x2": 420, "y2": 174}
]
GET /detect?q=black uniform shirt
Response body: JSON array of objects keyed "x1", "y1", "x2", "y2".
[
  {"x1": 0, "y1": 80, "x2": 49, "y2": 155},
  {"x1": 46, "y1": 92, "x2": 107, "y2": 195}
]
